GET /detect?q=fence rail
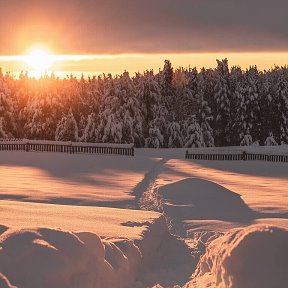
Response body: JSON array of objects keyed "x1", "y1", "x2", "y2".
[
  {"x1": 0, "y1": 138, "x2": 23, "y2": 142},
  {"x1": 185, "y1": 151, "x2": 288, "y2": 163},
  {"x1": 0, "y1": 141, "x2": 134, "y2": 156}
]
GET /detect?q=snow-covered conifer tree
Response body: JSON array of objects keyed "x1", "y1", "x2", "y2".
[
  {"x1": 78, "y1": 113, "x2": 97, "y2": 142},
  {"x1": 244, "y1": 67, "x2": 261, "y2": 141},
  {"x1": 275, "y1": 71, "x2": 288, "y2": 144},
  {"x1": 201, "y1": 118, "x2": 214, "y2": 147},
  {"x1": 213, "y1": 59, "x2": 231, "y2": 146},
  {"x1": 198, "y1": 86, "x2": 214, "y2": 147},
  {"x1": 264, "y1": 132, "x2": 278, "y2": 146},
  {"x1": 160, "y1": 60, "x2": 175, "y2": 119},
  {"x1": 55, "y1": 108, "x2": 79, "y2": 142},
  {"x1": 167, "y1": 121, "x2": 184, "y2": 148},
  {"x1": 240, "y1": 130, "x2": 253, "y2": 146},
  {"x1": 145, "y1": 126, "x2": 164, "y2": 148},
  {"x1": 137, "y1": 71, "x2": 161, "y2": 139},
  {"x1": 258, "y1": 72, "x2": 274, "y2": 144},
  {"x1": 0, "y1": 73, "x2": 16, "y2": 138},
  {"x1": 184, "y1": 115, "x2": 205, "y2": 148},
  {"x1": 172, "y1": 68, "x2": 191, "y2": 122}
]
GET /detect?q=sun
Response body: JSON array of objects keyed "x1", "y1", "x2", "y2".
[{"x1": 24, "y1": 48, "x2": 54, "y2": 75}]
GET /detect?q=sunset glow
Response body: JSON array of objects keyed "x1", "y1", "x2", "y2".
[
  {"x1": 0, "y1": 52, "x2": 287, "y2": 78},
  {"x1": 24, "y1": 48, "x2": 54, "y2": 73}
]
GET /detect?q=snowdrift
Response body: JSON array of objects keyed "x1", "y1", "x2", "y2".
[
  {"x1": 0, "y1": 227, "x2": 141, "y2": 288},
  {"x1": 159, "y1": 178, "x2": 255, "y2": 222},
  {"x1": 0, "y1": 218, "x2": 195, "y2": 288},
  {"x1": 187, "y1": 225, "x2": 288, "y2": 288}
]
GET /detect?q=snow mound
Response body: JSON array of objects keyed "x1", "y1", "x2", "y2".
[
  {"x1": 188, "y1": 225, "x2": 288, "y2": 288},
  {"x1": 159, "y1": 178, "x2": 255, "y2": 222},
  {"x1": 0, "y1": 219, "x2": 195, "y2": 288},
  {"x1": 0, "y1": 227, "x2": 141, "y2": 288}
]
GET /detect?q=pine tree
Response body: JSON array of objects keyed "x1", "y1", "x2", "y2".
[
  {"x1": 136, "y1": 71, "x2": 161, "y2": 142},
  {"x1": 161, "y1": 60, "x2": 173, "y2": 95},
  {"x1": 275, "y1": 71, "x2": 288, "y2": 144},
  {"x1": 265, "y1": 132, "x2": 278, "y2": 146},
  {"x1": 55, "y1": 108, "x2": 79, "y2": 142},
  {"x1": 78, "y1": 113, "x2": 97, "y2": 142},
  {"x1": 172, "y1": 68, "x2": 184, "y2": 121},
  {"x1": 24, "y1": 94, "x2": 60, "y2": 140},
  {"x1": 213, "y1": 59, "x2": 231, "y2": 146},
  {"x1": 102, "y1": 113, "x2": 123, "y2": 143},
  {"x1": 0, "y1": 74, "x2": 16, "y2": 138},
  {"x1": 167, "y1": 121, "x2": 184, "y2": 148},
  {"x1": 258, "y1": 72, "x2": 274, "y2": 145},
  {"x1": 198, "y1": 85, "x2": 214, "y2": 147},
  {"x1": 232, "y1": 80, "x2": 247, "y2": 144},
  {"x1": 95, "y1": 75, "x2": 121, "y2": 143},
  {"x1": 184, "y1": 115, "x2": 205, "y2": 148},
  {"x1": 160, "y1": 60, "x2": 175, "y2": 120},
  {"x1": 240, "y1": 130, "x2": 253, "y2": 146},
  {"x1": 181, "y1": 67, "x2": 199, "y2": 120},
  {"x1": 145, "y1": 127, "x2": 164, "y2": 148},
  {"x1": 120, "y1": 72, "x2": 144, "y2": 145},
  {"x1": 244, "y1": 67, "x2": 261, "y2": 142}
]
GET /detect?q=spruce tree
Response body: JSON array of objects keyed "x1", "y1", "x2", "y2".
[
  {"x1": 275, "y1": 71, "x2": 288, "y2": 144},
  {"x1": 213, "y1": 59, "x2": 231, "y2": 146},
  {"x1": 184, "y1": 115, "x2": 205, "y2": 148}
]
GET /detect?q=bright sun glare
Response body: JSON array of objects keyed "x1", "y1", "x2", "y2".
[{"x1": 24, "y1": 48, "x2": 54, "y2": 74}]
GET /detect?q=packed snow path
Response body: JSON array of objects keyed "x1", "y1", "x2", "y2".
[
  {"x1": 133, "y1": 158, "x2": 168, "y2": 212},
  {"x1": 133, "y1": 156, "x2": 189, "y2": 237}
]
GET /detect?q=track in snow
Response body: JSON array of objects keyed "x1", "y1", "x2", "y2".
[
  {"x1": 133, "y1": 158, "x2": 188, "y2": 238},
  {"x1": 132, "y1": 158, "x2": 167, "y2": 211}
]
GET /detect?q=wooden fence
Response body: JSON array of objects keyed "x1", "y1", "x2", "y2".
[
  {"x1": 0, "y1": 141, "x2": 134, "y2": 156},
  {"x1": 0, "y1": 138, "x2": 23, "y2": 142},
  {"x1": 185, "y1": 151, "x2": 288, "y2": 163}
]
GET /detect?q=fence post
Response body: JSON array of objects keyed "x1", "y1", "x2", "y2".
[{"x1": 25, "y1": 142, "x2": 30, "y2": 152}]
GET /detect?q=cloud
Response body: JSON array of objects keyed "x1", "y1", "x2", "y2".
[{"x1": 0, "y1": 0, "x2": 287, "y2": 54}]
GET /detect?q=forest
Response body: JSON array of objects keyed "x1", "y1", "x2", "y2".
[{"x1": 0, "y1": 59, "x2": 287, "y2": 148}]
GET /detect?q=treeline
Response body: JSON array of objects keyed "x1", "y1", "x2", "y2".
[{"x1": 0, "y1": 59, "x2": 287, "y2": 147}]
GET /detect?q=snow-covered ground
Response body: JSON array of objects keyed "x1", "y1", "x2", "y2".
[
  {"x1": 0, "y1": 148, "x2": 287, "y2": 287},
  {"x1": 0, "y1": 151, "x2": 160, "y2": 207}
]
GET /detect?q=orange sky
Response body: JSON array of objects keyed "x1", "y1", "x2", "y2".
[{"x1": 0, "y1": 52, "x2": 287, "y2": 78}]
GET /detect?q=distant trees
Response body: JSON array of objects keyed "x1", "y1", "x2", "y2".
[
  {"x1": 0, "y1": 60, "x2": 287, "y2": 147},
  {"x1": 275, "y1": 71, "x2": 288, "y2": 144},
  {"x1": 0, "y1": 71, "x2": 16, "y2": 137}
]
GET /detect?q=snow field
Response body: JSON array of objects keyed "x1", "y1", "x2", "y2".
[
  {"x1": 0, "y1": 151, "x2": 160, "y2": 207},
  {"x1": 0, "y1": 149, "x2": 287, "y2": 287}
]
